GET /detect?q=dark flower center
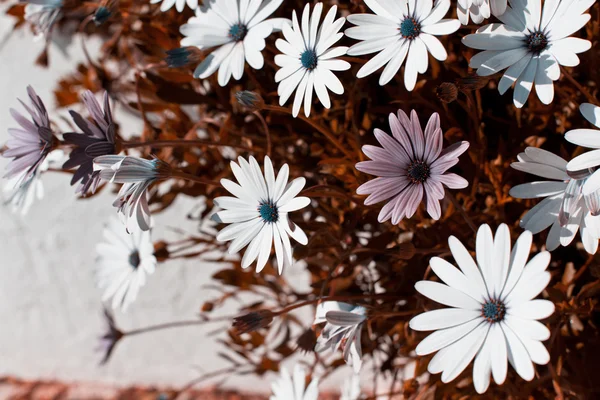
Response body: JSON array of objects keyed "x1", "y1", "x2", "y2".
[
  {"x1": 400, "y1": 17, "x2": 420, "y2": 39},
  {"x1": 258, "y1": 201, "x2": 279, "y2": 223},
  {"x1": 481, "y1": 299, "x2": 506, "y2": 323},
  {"x1": 229, "y1": 23, "x2": 248, "y2": 42},
  {"x1": 301, "y1": 50, "x2": 318, "y2": 70},
  {"x1": 407, "y1": 160, "x2": 430, "y2": 184},
  {"x1": 129, "y1": 251, "x2": 141, "y2": 269},
  {"x1": 526, "y1": 31, "x2": 548, "y2": 54}
]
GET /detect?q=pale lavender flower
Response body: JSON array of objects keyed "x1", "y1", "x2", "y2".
[
  {"x1": 356, "y1": 109, "x2": 469, "y2": 224},
  {"x1": 314, "y1": 302, "x2": 367, "y2": 374},
  {"x1": 3, "y1": 86, "x2": 55, "y2": 180},
  {"x1": 94, "y1": 156, "x2": 172, "y2": 232},
  {"x1": 63, "y1": 91, "x2": 117, "y2": 195}
]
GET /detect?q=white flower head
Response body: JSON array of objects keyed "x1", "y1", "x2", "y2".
[
  {"x1": 23, "y1": 0, "x2": 63, "y2": 39},
  {"x1": 314, "y1": 302, "x2": 367, "y2": 374},
  {"x1": 340, "y1": 373, "x2": 362, "y2": 400},
  {"x1": 409, "y1": 224, "x2": 554, "y2": 393},
  {"x1": 457, "y1": 0, "x2": 507, "y2": 25},
  {"x1": 345, "y1": 0, "x2": 460, "y2": 90},
  {"x1": 270, "y1": 364, "x2": 319, "y2": 400},
  {"x1": 462, "y1": 0, "x2": 594, "y2": 108},
  {"x1": 510, "y1": 147, "x2": 600, "y2": 254},
  {"x1": 94, "y1": 156, "x2": 172, "y2": 232},
  {"x1": 274, "y1": 3, "x2": 350, "y2": 117},
  {"x1": 180, "y1": 0, "x2": 288, "y2": 86},
  {"x1": 151, "y1": 0, "x2": 197, "y2": 13},
  {"x1": 95, "y1": 217, "x2": 157, "y2": 312},
  {"x1": 212, "y1": 155, "x2": 310, "y2": 273},
  {"x1": 566, "y1": 103, "x2": 600, "y2": 196}
]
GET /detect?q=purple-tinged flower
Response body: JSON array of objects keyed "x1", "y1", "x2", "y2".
[
  {"x1": 63, "y1": 91, "x2": 118, "y2": 195},
  {"x1": 96, "y1": 308, "x2": 124, "y2": 365},
  {"x1": 356, "y1": 109, "x2": 470, "y2": 224},
  {"x1": 22, "y1": 0, "x2": 63, "y2": 39},
  {"x1": 3, "y1": 86, "x2": 56, "y2": 180},
  {"x1": 94, "y1": 155, "x2": 172, "y2": 232}
]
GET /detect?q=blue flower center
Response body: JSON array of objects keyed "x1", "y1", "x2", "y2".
[
  {"x1": 129, "y1": 251, "x2": 141, "y2": 269},
  {"x1": 481, "y1": 299, "x2": 506, "y2": 323},
  {"x1": 526, "y1": 31, "x2": 548, "y2": 54},
  {"x1": 229, "y1": 23, "x2": 248, "y2": 42},
  {"x1": 258, "y1": 202, "x2": 279, "y2": 223},
  {"x1": 301, "y1": 50, "x2": 318, "y2": 70},
  {"x1": 400, "y1": 17, "x2": 420, "y2": 39},
  {"x1": 407, "y1": 160, "x2": 430, "y2": 184}
]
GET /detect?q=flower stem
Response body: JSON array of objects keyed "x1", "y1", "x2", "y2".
[
  {"x1": 253, "y1": 111, "x2": 272, "y2": 157},
  {"x1": 561, "y1": 66, "x2": 598, "y2": 105},
  {"x1": 446, "y1": 191, "x2": 477, "y2": 234},
  {"x1": 263, "y1": 104, "x2": 353, "y2": 159},
  {"x1": 273, "y1": 294, "x2": 399, "y2": 317},
  {"x1": 121, "y1": 139, "x2": 253, "y2": 152},
  {"x1": 171, "y1": 170, "x2": 221, "y2": 186}
]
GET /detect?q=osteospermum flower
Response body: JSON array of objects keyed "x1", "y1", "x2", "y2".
[
  {"x1": 212, "y1": 156, "x2": 310, "y2": 273},
  {"x1": 63, "y1": 91, "x2": 117, "y2": 195},
  {"x1": 462, "y1": 0, "x2": 594, "y2": 108},
  {"x1": 95, "y1": 217, "x2": 157, "y2": 312},
  {"x1": 180, "y1": 0, "x2": 288, "y2": 86},
  {"x1": 565, "y1": 103, "x2": 600, "y2": 196},
  {"x1": 150, "y1": 0, "x2": 197, "y2": 13},
  {"x1": 270, "y1": 364, "x2": 319, "y2": 400},
  {"x1": 510, "y1": 147, "x2": 600, "y2": 254},
  {"x1": 22, "y1": 0, "x2": 63, "y2": 38},
  {"x1": 314, "y1": 302, "x2": 367, "y2": 373},
  {"x1": 457, "y1": 0, "x2": 506, "y2": 25},
  {"x1": 94, "y1": 155, "x2": 172, "y2": 232},
  {"x1": 345, "y1": 0, "x2": 460, "y2": 89},
  {"x1": 274, "y1": 3, "x2": 350, "y2": 117},
  {"x1": 3, "y1": 86, "x2": 56, "y2": 180},
  {"x1": 409, "y1": 224, "x2": 554, "y2": 393},
  {"x1": 356, "y1": 109, "x2": 469, "y2": 224}
]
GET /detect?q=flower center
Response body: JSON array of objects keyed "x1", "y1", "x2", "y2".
[
  {"x1": 526, "y1": 31, "x2": 548, "y2": 54},
  {"x1": 129, "y1": 250, "x2": 141, "y2": 269},
  {"x1": 481, "y1": 299, "x2": 506, "y2": 323},
  {"x1": 258, "y1": 201, "x2": 279, "y2": 223},
  {"x1": 301, "y1": 50, "x2": 318, "y2": 70},
  {"x1": 229, "y1": 23, "x2": 248, "y2": 42},
  {"x1": 400, "y1": 17, "x2": 420, "y2": 39},
  {"x1": 407, "y1": 160, "x2": 430, "y2": 184}
]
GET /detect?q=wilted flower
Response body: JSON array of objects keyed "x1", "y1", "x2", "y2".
[
  {"x1": 22, "y1": 0, "x2": 63, "y2": 38},
  {"x1": 314, "y1": 302, "x2": 367, "y2": 374},
  {"x1": 356, "y1": 109, "x2": 470, "y2": 224},
  {"x1": 63, "y1": 91, "x2": 118, "y2": 195},
  {"x1": 462, "y1": 0, "x2": 594, "y2": 108},
  {"x1": 95, "y1": 217, "x2": 157, "y2": 311},
  {"x1": 232, "y1": 310, "x2": 274, "y2": 334},
  {"x1": 93, "y1": 0, "x2": 118, "y2": 25},
  {"x1": 151, "y1": 0, "x2": 197, "y2": 13},
  {"x1": 566, "y1": 103, "x2": 600, "y2": 196},
  {"x1": 410, "y1": 224, "x2": 554, "y2": 394},
  {"x1": 96, "y1": 308, "x2": 124, "y2": 365},
  {"x1": 510, "y1": 147, "x2": 600, "y2": 254},
  {"x1": 345, "y1": 0, "x2": 460, "y2": 90},
  {"x1": 270, "y1": 365, "x2": 319, "y2": 400},
  {"x1": 235, "y1": 90, "x2": 265, "y2": 111},
  {"x1": 180, "y1": 0, "x2": 288, "y2": 86},
  {"x1": 94, "y1": 155, "x2": 172, "y2": 232},
  {"x1": 3, "y1": 86, "x2": 56, "y2": 180},
  {"x1": 212, "y1": 155, "x2": 310, "y2": 273},
  {"x1": 274, "y1": 3, "x2": 350, "y2": 117},
  {"x1": 296, "y1": 328, "x2": 317, "y2": 353}
]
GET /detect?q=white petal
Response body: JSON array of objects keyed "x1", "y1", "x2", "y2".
[
  {"x1": 415, "y1": 281, "x2": 482, "y2": 310},
  {"x1": 508, "y1": 299, "x2": 555, "y2": 320},
  {"x1": 409, "y1": 308, "x2": 482, "y2": 331}
]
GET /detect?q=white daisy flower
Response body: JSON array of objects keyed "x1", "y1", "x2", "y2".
[
  {"x1": 566, "y1": 103, "x2": 600, "y2": 196},
  {"x1": 95, "y1": 217, "x2": 157, "y2": 312},
  {"x1": 211, "y1": 155, "x2": 310, "y2": 273},
  {"x1": 340, "y1": 373, "x2": 362, "y2": 400},
  {"x1": 510, "y1": 147, "x2": 600, "y2": 254},
  {"x1": 274, "y1": 3, "x2": 350, "y2": 117},
  {"x1": 457, "y1": 0, "x2": 507, "y2": 25},
  {"x1": 180, "y1": 0, "x2": 288, "y2": 86},
  {"x1": 150, "y1": 0, "x2": 197, "y2": 13},
  {"x1": 314, "y1": 302, "x2": 367, "y2": 374},
  {"x1": 462, "y1": 0, "x2": 594, "y2": 108},
  {"x1": 409, "y1": 224, "x2": 554, "y2": 394},
  {"x1": 270, "y1": 364, "x2": 319, "y2": 400},
  {"x1": 345, "y1": 0, "x2": 460, "y2": 90}
]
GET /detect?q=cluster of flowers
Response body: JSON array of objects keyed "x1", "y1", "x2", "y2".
[{"x1": 7, "y1": 0, "x2": 600, "y2": 398}]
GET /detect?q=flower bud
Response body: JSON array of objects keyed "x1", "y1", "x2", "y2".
[
  {"x1": 436, "y1": 82, "x2": 458, "y2": 103},
  {"x1": 235, "y1": 91, "x2": 265, "y2": 112},
  {"x1": 232, "y1": 310, "x2": 274, "y2": 334}
]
